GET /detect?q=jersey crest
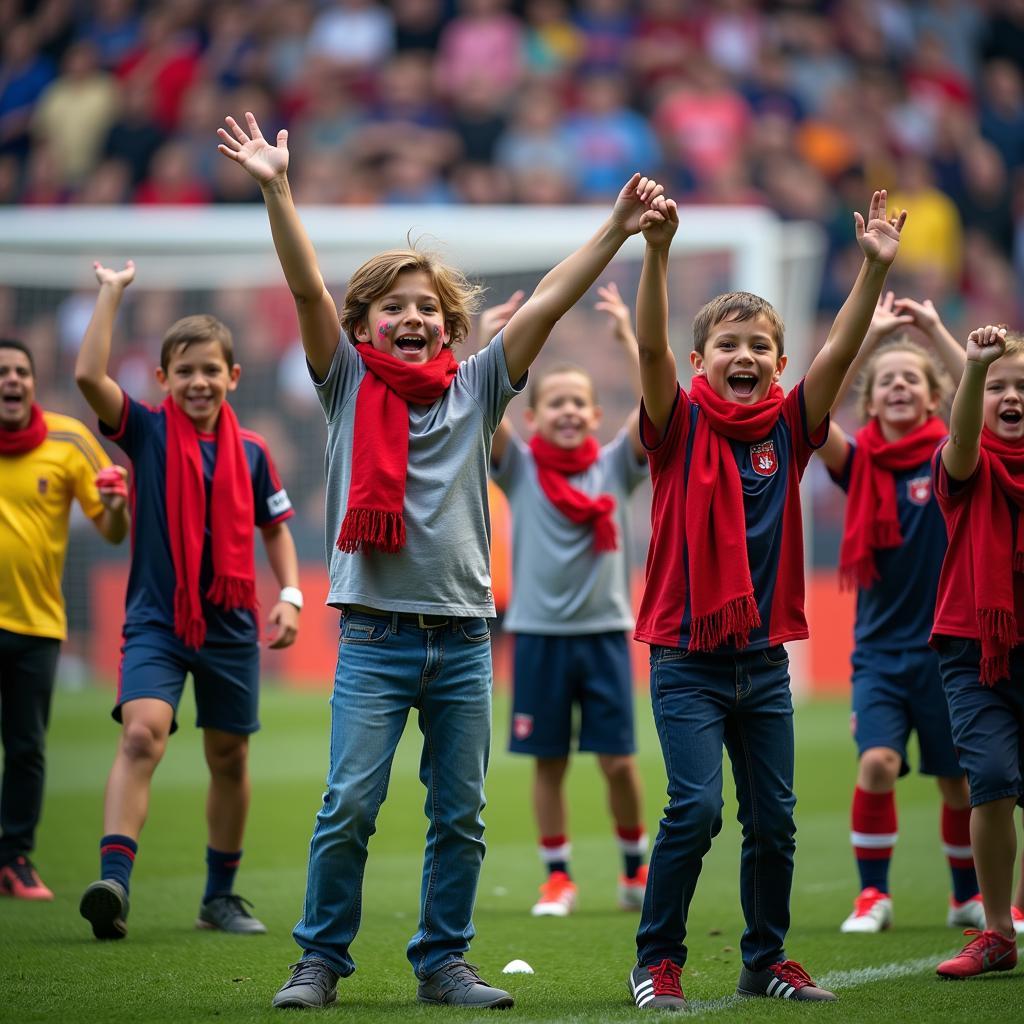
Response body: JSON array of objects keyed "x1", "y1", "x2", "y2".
[
  {"x1": 907, "y1": 476, "x2": 931, "y2": 506},
  {"x1": 750, "y1": 440, "x2": 778, "y2": 477},
  {"x1": 37, "y1": 477, "x2": 48, "y2": 495},
  {"x1": 513, "y1": 713, "x2": 534, "y2": 740}
]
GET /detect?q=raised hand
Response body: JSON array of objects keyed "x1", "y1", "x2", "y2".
[
  {"x1": 479, "y1": 290, "x2": 525, "y2": 344},
  {"x1": 893, "y1": 295, "x2": 941, "y2": 334},
  {"x1": 965, "y1": 324, "x2": 1007, "y2": 365},
  {"x1": 612, "y1": 173, "x2": 665, "y2": 236},
  {"x1": 854, "y1": 189, "x2": 906, "y2": 267},
  {"x1": 93, "y1": 259, "x2": 135, "y2": 290},
  {"x1": 868, "y1": 290, "x2": 914, "y2": 340},
  {"x1": 639, "y1": 194, "x2": 679, "y2": 250},
  {"x1": 594, "y1": 281, "x2": 633, "y2": 339},
  {"x1": 217, "y1": 112, "x2": 289, "y2": 185}
]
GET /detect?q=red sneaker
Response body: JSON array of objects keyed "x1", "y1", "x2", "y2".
[
  {"x1": 936, "y1": 929, "x2": 1018, "y2": 979},
  {"x1": 531, "y1": 870, "x2": 577, "y2": 917},
  {"x1": 0, "y1": 856, "x2": 54, "y2": 901}
]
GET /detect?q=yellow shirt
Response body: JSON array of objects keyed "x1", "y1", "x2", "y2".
[{"x1": 0, "y1": 411, "x2": 110, "y2": 640}]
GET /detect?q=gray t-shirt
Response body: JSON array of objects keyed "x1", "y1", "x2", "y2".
[
  {"x1": 312, "y1": 332, "x2": 524, "y2": 616},
  {"x1": 492, "y1": 430, "x2": 648, "y2": 634}
]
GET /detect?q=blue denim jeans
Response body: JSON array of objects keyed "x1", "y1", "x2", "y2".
[
  {"x1": 292, "y1": 610, "x2": 493, "y2": 979},
  {"x1": 636, "y1": 644, "x2": 796, "y2": 972}
]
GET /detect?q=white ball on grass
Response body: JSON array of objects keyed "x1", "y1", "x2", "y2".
[{"x1": 502, "y1": 959, "x2": 534, "y2": 974}]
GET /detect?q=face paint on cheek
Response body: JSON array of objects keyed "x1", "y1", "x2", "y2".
[
  {"x1": 377, "y1": 321, "x2": 391, "y2": 339},
  {"x1": 433, "y1": 324, "x2": 446, "y2": 345}
]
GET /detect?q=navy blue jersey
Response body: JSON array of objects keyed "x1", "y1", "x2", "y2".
[
  {"x1": 831, "y1": 443, "x2": 946, "y2": 650},
  {"x1": 102, "y1": 395, "x2": 293, "y2": 644}
]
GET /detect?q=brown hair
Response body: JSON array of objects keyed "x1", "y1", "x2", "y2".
[
  {"x1": 855, "y1": 335, "x2": 947, "y2": 421},
  {"x1": 160, "y1": 315, "x2": 234, "y2": 371},
  {"x1": 526, "y1": 361, "x2": 597, "y2": 409},
  {"x1": 692, "y1": 291, "x2": 785, "y2": 356},
  {"x1": 339, "y1": 248, "x2": 483, "y2": 347},
  {"x1": 1000, "y1": 331, "x2": 1024, "y2": 359}
]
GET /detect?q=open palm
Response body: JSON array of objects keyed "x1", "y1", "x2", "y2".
[
  {"x1": 94, "y1": 259, "x2": 135, "y2": 288},
  {"x1": 855, "y1": 190, "x2": 905, "y2": 267},
  {"x1": 217, "y1": 112, "x2": 289, "y2": 185}
]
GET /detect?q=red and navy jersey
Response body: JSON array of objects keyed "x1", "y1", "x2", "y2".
[
  {"x1": 635, "y1": 380, "x2": 826, "y2": 650},
  {"x1": 831, "y1": 444, "x2": 946, "y2": 650},
  {"x1": 101, "y1": 395, "x2": 294, "y2": 644}
]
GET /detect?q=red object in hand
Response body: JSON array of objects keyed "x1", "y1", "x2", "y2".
[{"x1": 95, "y1": 466, "x2": 129, "y2": 497}]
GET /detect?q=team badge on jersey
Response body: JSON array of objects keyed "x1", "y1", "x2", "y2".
[
  {"x1": 513, "y1": 713, "x2": 534, "y2": 740},
  {"x1": 37, "y1": 477, "x2": 48, "y2": 494},
  {"x1": 907, "y1": 476, "x2": 931, "y2": 506},
  {"x1": 750, "y1": 440, "x2": 778, "y2": 477}
]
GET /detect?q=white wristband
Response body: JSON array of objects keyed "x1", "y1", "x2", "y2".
[{"x1": 279, "y1": 586, "x2": 303, "y2": 610}]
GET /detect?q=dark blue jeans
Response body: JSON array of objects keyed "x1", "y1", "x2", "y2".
[{"x1": 636, "y1": 644, "x2": 796, "y2": 971}]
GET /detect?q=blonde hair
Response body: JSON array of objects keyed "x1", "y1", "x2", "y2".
[
  {"x1": 855, "y1": 336, "x2": 947, "y2": 422},
  {"x1": 160, "y1": 315, "x2": 233, "y2": 370},
  {"x1": 692, "y1": 291, "x2": 785, "y2": 356},
  {"x1": 340, "y1": 248, "x2": 483, "y2": 347},
  {"x1": 526, "y1": 361, "x2": 597, "y2": 409},
  {"x1": 1000, "y1": 331, "x2": 1024, "y2": 359}
]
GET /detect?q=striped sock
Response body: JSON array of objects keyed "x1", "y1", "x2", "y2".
[
  {"x1": 616, "y1": 825, "x2": 648, "y2": 879},
  {"x1": 204, "y1": 846, "x2": 242, "y2": 902},
  {"x1": 851, "y1": 787, "x2": 896, "y2": 894},
  {"x1": 539, "y1": 834, "x2": 571, "y2": 877},
  {"x1": 100, "y1": 833, "x2": 137, "y2": 893},
  {"x1": 941, "y1": 804, "x2": 979, "y2": 904}
]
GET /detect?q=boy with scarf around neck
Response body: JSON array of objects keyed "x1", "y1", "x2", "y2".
[
  {"x1": 0, "y1": 339, "x2": 128, "y2": 902},
  {"x1": 489, "y1": 282, "x2": 650, "y2": 919},
  {"x1": 932, "y1": 327, "x2": 1024, "y2": 980},
  {"x1": 816, "y1": 295, "x2": 987, "y2": 935},
  {"x1": 74, "y1": 260, "x2": 301, "y2": 942},
  {"x1": 217, "y1": 108, "x2": 666, "y2": 1010},
  {"x1": 626, "y1": 190, "x2": 905, "y2": 1011}
]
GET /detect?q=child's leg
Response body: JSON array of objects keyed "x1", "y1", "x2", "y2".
[
  {"x1": 972, "y1": 796, "x2": 1019, "y2": 937},
  {"x1": 1015, "y1": 814, "x2": 1024, "y2": 911},
  {"x1": 936, "y1": 775, "x2": 980, "y2": 905},
  {"x1": 851, "y1": 748, "x2": 901, "y2": 894},
  {"x1": 534, "y1": 756, "x2": 571, "y2": 872},
  {"x1": 597, "y1": 754, "x2": 646, "y2": 876},
  {"x1": 636, "y1": 647, "x2": 728, "y2": 970},
  {"x1": 202, "y1": 728, "x2": 249, "y2": 897},
  {"x1": 725, "y1": 646, "x2": 796, "y2": 971}
]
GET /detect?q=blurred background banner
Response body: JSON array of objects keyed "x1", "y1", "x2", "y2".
[{"x1": 1, "y1": 0, "x2": 1020, "y2": 695}]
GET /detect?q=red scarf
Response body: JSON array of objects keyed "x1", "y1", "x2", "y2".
[
  {"x1": 0, "y1": 403, "x2": 47, "y2": 455},
  {"x1": 529, "y1": 434, "x2": 617, "y2": 551},
  {"x1": 163, "y1": 397, "x2": 256, "y2": 649},
  {"x1": 965, "y1": 427, "x2": 1024, "y2": 684},
  {"x1": 838, "y1": 416, "x2": 948, "y2": 590},
  {"x1": 338, "y1": 343, "x2": 458, "y2": 554},
  {"x1": 685, "y1": 374, "x2": 787, "y2": 650}
]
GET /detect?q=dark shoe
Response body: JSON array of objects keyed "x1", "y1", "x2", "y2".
[
  {"x1": 0, "y1": 856, "x2": 54, "y2": 901},
  {"x1": 271, "y1": 957, "x2": 339, "y2": 1009},
  {"x1": 737, "y1": 960, "x2": 836, "y2": 1001},
  {"x1": 80, "y1": 879, "x2": 129, "y2": 940},
  {"x1": 417, "y1": 960, "x2": 514, "y2": 1008},
  {"x1": 628, "y1": 960, "x2": 687, "y2": 1011},
  {"x1": 197, "y1": 893, "x2": 267, "y2": 934}
]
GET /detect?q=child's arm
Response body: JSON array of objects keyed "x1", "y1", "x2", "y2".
[
  {"x1": 75, "y1": 261, "x2": 135, "y2": 428},
  {"x1": 803, "y1": 190, "x2": 906, "y2": 432},
  {"x1": 594, "y1": 281, "x2": 644, "y2": 459},
  {"x1": 500, "y1": 173, "x2": 663, "y2": 385},
  {"x1": 260, "y1": 521, "x2": 301, "y2": 649},
  {"x1": 894, "y1": 295, "x2": 967, "y2": 383},
  {"x1": 941, "y1": 325, "x2": 1006, "y2": 481},
  {"x1": 217, "y1": 112, "x2": 340, "y2": 381},
  {"x1": 634, "y1": 194, "x2": 680, "y2": 439}
]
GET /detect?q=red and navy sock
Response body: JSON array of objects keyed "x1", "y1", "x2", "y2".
[
  {"x1": 616, "y1": 825, "x2": 648, "y2": 879},
  {"x1": 204, "y1": 846, "x2": 242, "y2": 903},
  {"x1": 539, "y1": 834, "x2": 571, "y2": 878},
  {"x1": 851, "y1": 787, "x2": 896, "y2": 894},
  {"x1": 100, "y1": 833, "x2": 137, "y2": 893},
  {"x1": 941, "y1": 804, "x2": 979, "y2": 904}
]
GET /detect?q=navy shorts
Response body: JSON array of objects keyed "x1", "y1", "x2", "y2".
[
  {"x1": 936, "y1": 637, "x2": 1024, "y2": 808},
  {"x1": 509, "y1": 631, "x2": 635, "y2": 757},
  {"x1": 116, "y1": 631, "x2": 260, "y2": 736},
  {"x1": 850, "y1": 644, "x2": 962, "y2": 778}
]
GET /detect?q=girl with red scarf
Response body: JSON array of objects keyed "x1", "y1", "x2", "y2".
[
  {"x1": 218, "y1": 108, "x2": 667, "y2": 1011},
  {"x1": 626, "y1": 190, "x2": 905, "y2": 1010},
  {"x1": 932, "y1": 328, "x2": 1024, "y2": 979},
  {"x1": 817, "y1": 295, "x2": 987, "y2": 936}
]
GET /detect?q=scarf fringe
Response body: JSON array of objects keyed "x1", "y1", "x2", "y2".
[
  {"x1": 207, "y1": 575, "x2": 257, "y2": 612},
  {"x1": 338, "y1": 507, "x2": 406, "y2": 554},
  {"x1": 839, "y1": 557, "x2": 879, "y2": 592},
  {"x1": 978, "y1": 607, "x2": 1016, "y2": 686},
  {"x1": 689, "y1": 593, "x2": 761, "y2": 652},
  {"x1": 174, "y1": 587, "x2": 207, "y2": 650}
]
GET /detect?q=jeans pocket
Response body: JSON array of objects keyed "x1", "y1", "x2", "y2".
[
  {"x1": 457, "y1": 618, "x2": 491, "y2": 644},
  {"x1": 653, "y1": 645, "x2": 689, "y2": 663},
  {"x1": 935, "y1": 636, "x2": 973, "y2": 661},
  {"x1": 761, "y1": 644, "x2": 789, "y2": 667},
  {"x1": 341, "y1": 615, "x2": 391, "y2": 644}
]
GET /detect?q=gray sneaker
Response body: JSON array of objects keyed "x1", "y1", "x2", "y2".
[
  {"x1": 737, "y1": 960, "x2": 836, "y2": 1001},
  {"x1": 272, "y1": 957, "x2": 339, "y2": 1009},
  {"x1": 197, "y1": 893, "x2": 267, "y2": 934},
  {"x1": 80, "y1": 879, "x2": 129, "y2": 940},
  {"x1": 417, "y1": 960, "x2": 514, "y2": 1009}
]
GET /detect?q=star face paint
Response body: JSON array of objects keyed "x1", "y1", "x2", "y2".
[{"x1": 377, "y1": 320, "x2": 392, "y2": 338}]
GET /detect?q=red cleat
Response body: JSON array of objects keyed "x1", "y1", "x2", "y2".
[
  {"x1": 936, "y1": 929, "x2": 1018, "y2": 979},
  {"x1": 0, "y1": 856, "x2": 54, "y2": 901}
]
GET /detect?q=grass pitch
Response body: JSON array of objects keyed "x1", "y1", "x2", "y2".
[{"x1": 2, "y1": 682, "x2": 1021, "y2": 1023}]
